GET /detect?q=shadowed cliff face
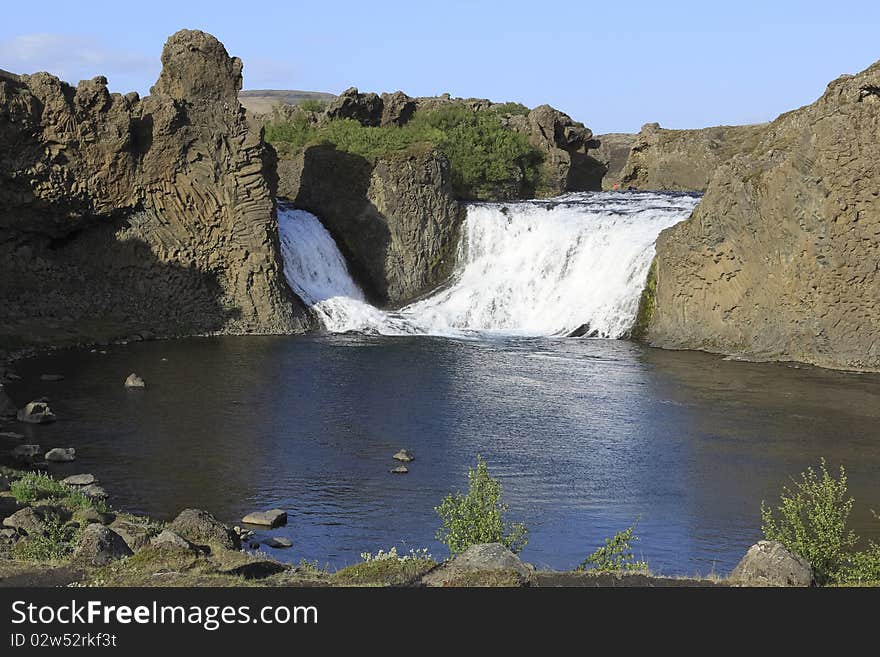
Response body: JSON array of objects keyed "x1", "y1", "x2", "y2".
[
  {"x1": 646, "y1": 61, "x2": 880, "y2": 371},
  {"x1": 282, "y1": 144, "x2": 465, "y2": 308},
  {"x1": 0, "y1": 29, "x2": 310, "y2": 351}
]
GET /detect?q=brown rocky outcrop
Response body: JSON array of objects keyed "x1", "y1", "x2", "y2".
[
  {"x1": 644, "y1": 61, "x2": 880, "y2": 371},
  {"x1": 618, "y1": 122, "x2": 766, "y2": 191},
  {"x1": 324, "y1": 87, "x2": 384, "y2": 126},
  {"x1": 282, "y1": 144, "x2": 464, "y2": 307},
  {"x1": 592, "y1": 133, "x2": 637, "y2": 189},
  {"x1": 0, "y1": 30, "x2": 309, "y2": 349}
]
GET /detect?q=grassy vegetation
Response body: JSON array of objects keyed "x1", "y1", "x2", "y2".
[
  {"x1": 332, "y1": 548, "x2": 436, "y2": 586},
  {"x1": 435, "y1": 455, "x2": 528, "y2": 555},
  {"x1": 298, "y1": 98, "x2": 327, "y2": 112},
  {"x1": 578, "y1": 521, "x2": 649, "y2": 574},
  {"x1": 264, "y1": 104, "x2": 543, "y2": 200},
  {"x1": 10, "y1": 472, "x2": 107, "y2": 514},
  {"x1": 762, "y1": 460, "x2": 880, "y2": 585}
]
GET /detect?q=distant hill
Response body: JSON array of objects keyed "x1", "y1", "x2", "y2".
[{"x1": 239, "y1": 89, "x2": 336, "y2": 114}]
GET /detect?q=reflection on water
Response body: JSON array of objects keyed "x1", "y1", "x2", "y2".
[{"x1": 4, "y1": 335, "x2": 879, "y2": 575}]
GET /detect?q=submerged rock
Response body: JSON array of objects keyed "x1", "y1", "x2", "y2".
[
  {"x1": 39, "y1": 374, "x2": 65, "y2": 382},
  {"x1": 168, "y1": 508, "x2": 240, "y2": 550},
  {"x1": 72, "y1": 524, "x2": 132, "y2": 566},
  {"x1": 263, "y1": 536, "x2": 293, "y2": 549},
  {"x1": 17, "y1": 402, "x2": 55, "y2": 424},
  {"x1": 11, "y1": 444, "x2": 42, "y2": 461},
  {"x1": 390, "y1": 465, "x2": 409, "y2": 474},
  {"x1": 45, "y1": 447, "x2": 76, "y2": 462},
  {"x1": 729, "y1": 541, "x2": 813, "y2": 587},
  {"x1": 124, "y1": 373, "x2": 145, "y2": 388},
  {"x1": 0, "y1": 431, "x2": 25, "y2": 440},
  {"x1": 241, "y1": 509, "x2": 287, "y2": 528},
  {"x1": 392, "y1": 449, "x2": 414, "y2": 463}
]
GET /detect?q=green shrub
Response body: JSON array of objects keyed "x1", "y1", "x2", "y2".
[
  {"x1": 11, "y1": 515, "x2": 82, "y2": 562},
  {"x1": 9, "y1": 472, "x2": 107, "y2": 514},
  {"x1": 761, "y1": 459, "x2": 857, "y2": 584},
  {"x1": 435, "y1": 456, "x2": 528, "y2": 555},
  {"x1": 843, "y1": 543, "x2": 880, "y2": 585},
  {"x1": 579, "y1": 522, "x2": 648, "y2": 573},
  {"x1": 263, "y1": 103, "x2": 544, "y2": 200},
  {"x1": 10, "y1": 472, "x2": 67, "y2": 503},
  {"x1": 298, "y1": 98, "x2": 327, "y2": 112},
  {"x1": 487, "y1": 101, "x2": 531, "y2": 116}
]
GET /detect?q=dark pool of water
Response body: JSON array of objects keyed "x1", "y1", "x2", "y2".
[{"x1": 3, "y1": 335, "x2": 879, "y2": 575}]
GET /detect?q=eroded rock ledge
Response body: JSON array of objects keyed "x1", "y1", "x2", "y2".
[
  {"x1": 0, "y1": 30, "x2": 309, "y2": 350},
  {"x1": 645, "y1": 61, "x2": 880, "y2": 371}
]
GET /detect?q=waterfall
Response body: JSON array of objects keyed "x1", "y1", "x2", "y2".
[{"x1": 278, "y1": 192, "x2": 700, "y2": 338}]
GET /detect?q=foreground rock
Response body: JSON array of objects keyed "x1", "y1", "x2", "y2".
[
  {"x1": 241, "y1": 509, "x2": 287, "y2": 528},
  {"x1": 618, "y1": 122, "x2": 766, "y2": 191},
  {"x1": 150, "y1": 529, "x2": 199, "y2": 553},
  {"x1": 72, "y1": 525, "x2": 133, "y2": 566},
  {"x1": 168, "y1": 508, "x2": 240, "y2": 550},
  {"x1": 285, "y1": 145, "x2": 465, "y2": 306},
  {"x1": 422, "y1": 543, "x2": 531, "y2": 587},
  {"x1": 646, "y1": 61, "x2": 880, "y2": 371},
  {"x1": 729, "y1": 541, "x2": 813, "y2": 587},
  {"x1": 62, "y1": 474, "x2": 96, "y2": 486},
  {"x1": 16, "y1": 402, "x2": 55, "y2": 424},
  {"x1": 0, "y1": 30, "x2": 309, "y2": 351},
  {"x1": 124, "y1": 374, "x2": 145, "y2": 388},
  {"x1": 3, "y1": 507, "x2": 47, "y2": 536},
  {"x1": 108, "y1": 519, "x2": 154, "y2": 551},
  {"x1": 44, "y1": 447, "x2": 76, "y2": 462}
]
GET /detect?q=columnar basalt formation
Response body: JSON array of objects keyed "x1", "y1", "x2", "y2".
[
  {"x1": 619, "y1": 122, "x2": 766, "y2": 191},
  {"x1": 644, "y1": 61, "x2": 880, "y2": 371},
  {"x1": 0, "y1": 30, "x2": 309, "y2": 349}
]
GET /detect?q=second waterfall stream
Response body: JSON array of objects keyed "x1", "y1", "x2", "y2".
[{"x1": 278, "y1": 191, "x2": 701, "y2": 338}]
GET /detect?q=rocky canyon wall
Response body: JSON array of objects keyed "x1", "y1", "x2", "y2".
[
  {"x1": 644, "y1": 61, "x2": 880, "y2": 371},
  {"x1": 0, "y1": 30, "x2": 309, "y2": 352}
]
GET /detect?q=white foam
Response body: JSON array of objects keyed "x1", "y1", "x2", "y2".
[{"x1": 278, "y1": 191, "x2": 700, "y2": 338}]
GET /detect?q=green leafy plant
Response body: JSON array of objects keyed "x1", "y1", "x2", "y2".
[
  {"x1": 761, "y1": 459, "x2": 857, "y2": 585},
  {"x1": 11, "y1": 515, "x2": 82, "y2": 562},
  {"x1": 579, "y1": 521, "x2": 648, "y2": 573},
  {"x1": 9, "y1": 472, "x2": 107, "y2": 514},
  {"x1": 435, "y1": 455, "x2": 528, "y2": 555}
]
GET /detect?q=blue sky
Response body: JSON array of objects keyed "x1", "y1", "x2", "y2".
[{"x1": 1, "y1": 1, "x2": 878, "y2": 133}]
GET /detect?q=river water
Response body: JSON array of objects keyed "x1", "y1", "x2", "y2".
[{"x1": 5, "y1": 335, "x2": 880, "y2": 575}]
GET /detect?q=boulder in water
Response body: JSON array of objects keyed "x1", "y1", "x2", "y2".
[
  {"x1": 124, "y1": 373, "x2": 145, "y2": 388},
  {"x1": 45, "y1": 447, "x2": 76, "y2": 462},
  {"x1": 62, "y1": 474, "x2": 96, "y2": 486},
  {"x1": 393, "y1": 449, "x2": 414, "y2": 462},
  {"x1": 39, "y1": 374, "x2": 64, "y2": 382},
  {"x1": 241, "y1": 509, "x2": 287, "y2": 528},
  {"x1": 17, "y1": 401, "x2": 55, "y2": 424},
  {"x1": 263, "y1": 536, "x2": 293, "y2": 549},
  {"x1": 390, "y1": 465, "x2": 409, "y2": 474},
  {"x1": 11, "y1": 444, "x2": 41, "y2": 461}
]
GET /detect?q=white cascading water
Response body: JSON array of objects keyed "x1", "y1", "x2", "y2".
[{"x1": 278, "y1": 192, "x2": 700, "y2": 338}]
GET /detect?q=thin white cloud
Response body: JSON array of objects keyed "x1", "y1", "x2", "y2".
[{"x1": 0, "y1": 33, "x2": 157, "y2": 92}]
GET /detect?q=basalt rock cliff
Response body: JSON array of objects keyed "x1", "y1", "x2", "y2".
[
  {"x1": 619, "y1": 122, "x2": 767, "y2": 191},
  {"x1": 0, "y1": 30, "x2": 308, "y2": 350},
  {"x1": 282, "y1": 144, "x2": 464, "y2": 307},
  {"x1": 643, "y1": 61, "x2": 880, "y2": 371}
]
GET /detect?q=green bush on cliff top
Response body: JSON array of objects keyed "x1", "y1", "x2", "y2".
[{"x1": 264, "y1": 104, "x2": 543, "y2": 200}]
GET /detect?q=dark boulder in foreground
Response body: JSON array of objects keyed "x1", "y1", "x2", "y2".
[
  {"x1": 729, "y1": 540, "x2": 813, "y2": 587},
  {"x1": 168, "y1": 508, "x2": 240, "y2": 550},
  {"x1": 72, "y1": 524, "x2": 133, "y2": 566},
  {"x1": 422, "y1": 543, "x2": 531, "y2": 586}
]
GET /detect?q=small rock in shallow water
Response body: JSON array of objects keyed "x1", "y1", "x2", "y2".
[
  {"x1": 264, "y1": 536, "x2": 293, "y2": 548},
  {"x1": 45, "y1": 447, "x2": 76, "y2": 462},
  {"x1": 11, "y1": 444, "x2": 41, "y2": 460},
  {"x1": 124, "y1": 373, "x2": 145, "y2": 388},
  {"x1": 390, "y1": 465, "x2": 409, "y2": 474},
  {"x1": 241, "y1": 509, "x2": 287, "y2": 528},
  {"x1": 0, "y1": 431, "x2": 25, "y2": 440},
  {"x1": 17, "y1": 401, "x2": 56, "y2": 424},
  {"x1": 79, "y1": 484, "x2": 108, "y2": 500},
  {"x1": 62, "y1": 473, "x2": 96, "y2": 486},
  {"x1": 393, "y1": 449, "x2": 414, "y2": 462},
  {"x1": 39, "y1": 374, "x2": 64, "y2": 382}
]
